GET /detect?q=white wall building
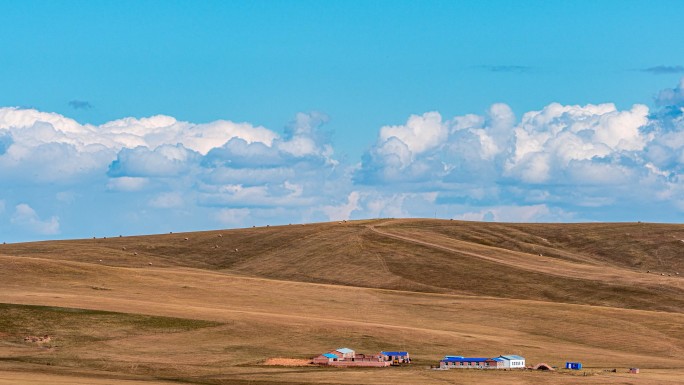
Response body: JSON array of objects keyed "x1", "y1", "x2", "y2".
[
  {"x1": 498, "y1": 355, "x2": 525, "y2": 368},
  {"x1": 335, "y1": 348, "x2": 355, "y2": 359}
]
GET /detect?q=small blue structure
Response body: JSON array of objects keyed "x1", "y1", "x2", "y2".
[
  {"x1": 322, "y1": 353, "x2": 337, "y2": 359},
  {"x1": 566, "y1": 362, "x2": 582, "y2": 370}
]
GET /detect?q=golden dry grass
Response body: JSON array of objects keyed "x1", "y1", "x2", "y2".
[{"x1": 0, "y1": 218, "x2": 682, "y2": 384}]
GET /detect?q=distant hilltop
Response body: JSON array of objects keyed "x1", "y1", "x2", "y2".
[{"x1": 2, "y1": 218, "x2": 682, "y2": 312}]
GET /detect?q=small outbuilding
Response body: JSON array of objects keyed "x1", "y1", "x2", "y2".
[
  {"x1": 335, "y1": 348, "x2": 355, "y2": 359},
  {"x1": 566, "y1": 362, "x2": 582, "y2": 370},
  {"x1": 629, "y1": 367, "x2": 639, "y2": 374},
  {"x1": 380, "y1": 351, "x2": 410, "y2": 365},
  {"x1": 532, "y1": 363, "x2": 554, "y2": 371},
  {"x1": 312, "y1": 353, "x2": 339, "y2": 365},
  {"x1": 312, "y1": 348, "x2": 390, "y2": 367}
]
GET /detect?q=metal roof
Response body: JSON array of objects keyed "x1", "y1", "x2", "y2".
[
  {"x1": 490, "y1": 357, "x2": 505, "y2": 362},
  {"x1": 442, "y1": 357, "x2": 489, "y2": 363},
  {"x1": 336, "y1": 348, "x2": 355, "y2": 354},
  {"x1": 499, "y1": 355, "x2": 525, "y2": 360},
  {"x1": 322, "y1": 353, "x2": 337, "y2": 359},
  {"x1": 381, "y1": 351, "x2": 409, "y2": 356}
]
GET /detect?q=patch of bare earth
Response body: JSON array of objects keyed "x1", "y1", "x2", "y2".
[{"x1": 262, "y1": 358, "x2": 314, "y2": 366}]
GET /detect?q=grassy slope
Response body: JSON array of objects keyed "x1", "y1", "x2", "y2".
[
  {"x1": 2, "y1": 219, "x2": 682, "y2": 311},
  {"x1": 0, "y1": 219, "x2": 683, "y2": 384}
]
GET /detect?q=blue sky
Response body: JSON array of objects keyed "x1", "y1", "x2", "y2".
[{"x1": 1, "y1": 1, "x2": 684, "y2": 241}]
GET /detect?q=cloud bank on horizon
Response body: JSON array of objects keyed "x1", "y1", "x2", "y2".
[{"x1": 2, "y1": 79, "x2": 684, "y2": 241}]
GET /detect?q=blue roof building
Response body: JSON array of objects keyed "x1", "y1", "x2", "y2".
[
  {"x1": 379, "y1": 351, "x2": 411, "y2": 364},
  {"x1": 442, "y1": 357, "x2": 489, "y2": 363},
  {"x1": 439, "y1": 356, "x2": 489, "y2": 369},
  {"x1": 439, "y1": 356, "x2": 509, "y2": 369},
  {"x1": 380, "y1": 351, "x2": 409, "y2": 356}
]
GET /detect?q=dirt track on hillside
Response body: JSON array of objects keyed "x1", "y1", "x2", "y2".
[{"x1": 367, "y1": 222, "x2": 682, "y2": 289}]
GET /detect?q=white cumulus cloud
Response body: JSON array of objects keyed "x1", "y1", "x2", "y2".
[
  {"x1": 11, "y1": 204, "x2": 60, "y2": 235},
  {"x1": 321, "y1": 191, "x2": 360, "y2": 221},
  {"x1": 106, "y1": 177, "x2": 149, "y2": 192},
  {"x1": 505, "y1": 103, "x2": 650, "y2": 183},
  {"x1": 379, "y1": 111, "x2": 448, "y2": 155},
  {"x1": 4, "y1": 79, "x2": 684, "y2": 241}
]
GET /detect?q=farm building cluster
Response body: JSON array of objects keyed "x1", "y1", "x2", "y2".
[
  {"x1": 439, "y1": 355, "x2": 526, "y2": 370},
  {"x1": 312, "y1": 348, "x2": 529, "y2": 370},
  {"x1": 312, "y1": 348, "x2": 410, "y2": 367},
  {"x1": 310, "y1": 350, "x2": 633, "y2": 374}
]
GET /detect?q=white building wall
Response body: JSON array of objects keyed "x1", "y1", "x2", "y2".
[
  {"x1": 509, "y1": 359, "x2": 525, "y2": 368},
  {"x1": 499, "y1": 356, "x2": 525, "y2": 368}
]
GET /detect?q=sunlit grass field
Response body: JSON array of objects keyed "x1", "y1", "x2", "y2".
[{"x1": 1, "y1": 219, "x2": 682, "y2": 384}]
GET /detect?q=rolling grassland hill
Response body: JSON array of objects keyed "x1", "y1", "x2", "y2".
[{"x1": 1, "y1": 219, "x2": 682, "y2": 385}]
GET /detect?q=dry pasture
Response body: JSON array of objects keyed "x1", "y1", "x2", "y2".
[{"x1": 0, "y1": 218, "x2": 682, "y2": 384}]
